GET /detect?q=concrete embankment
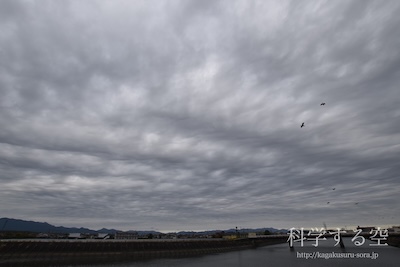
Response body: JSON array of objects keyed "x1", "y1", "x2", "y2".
[
  {"x1": 387, "y1": 233, "x2": 400, "y2": 247},
  {"x1": 0, "y1": 237, "x2": 287, "y2": 266}
]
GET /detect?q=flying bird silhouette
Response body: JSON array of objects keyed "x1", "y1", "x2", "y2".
[
  {"x1": 321, "y1": 103, "x2": 326, "y2": 105},
  {"x1": 301, "y1": 122, "x2": 305, "y2": 128},
  {"x1": 355, "y1": 202, "x2": 359, "y2": 205},
  {"x1": 332, "y1": 188, "x2": 336, "y2": 190},
  {"x1": 327, "y1": 202, "x2": 330, "y2": 204}
]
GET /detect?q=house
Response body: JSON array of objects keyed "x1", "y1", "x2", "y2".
[
  {"x1": 68, "y1": 233, "x2": 83, "y2": 239},
  {"x1": 115, "y1": 231, "x2": 138, "y2": 239},
  {"x1": 97, "y1": 233, "x2": 110, "y2": 239},
  {"x1": 248, "y1": 233, "x2": 257, "y2": 238}
]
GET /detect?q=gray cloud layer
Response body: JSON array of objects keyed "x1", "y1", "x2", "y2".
[{"x1": 1, "y1": 0, "x2": 399, "y2": 231}]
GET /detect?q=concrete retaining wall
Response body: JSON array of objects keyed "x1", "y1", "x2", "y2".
[{"x1": 0, "y1": 237, "x2": 287, "y2": 266}]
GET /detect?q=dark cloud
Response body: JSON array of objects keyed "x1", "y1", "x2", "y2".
[{"x1": 1, "y1": 0, "x2": 399, "y2": 232}]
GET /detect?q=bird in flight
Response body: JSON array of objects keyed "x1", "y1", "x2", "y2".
[
  {"x1": 355, "y1": 202, "x2": 359, "y2": 205},
  {"x1": 301, "y1": 122, "x2": 305, "y2": 128},
  {"x1": 327, "y1": 202, "x2": 330, "y2": 204},
  {"x1": 321, "y1": 103, "x2": 326, "y2": 105},
  {"x1": 332, "y1": 188, "x2": 335, "y2": 190}
]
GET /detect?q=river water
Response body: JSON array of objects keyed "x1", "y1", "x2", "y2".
[{"x1": 57, "y1": 237, "x2": 398, "y2": 267}]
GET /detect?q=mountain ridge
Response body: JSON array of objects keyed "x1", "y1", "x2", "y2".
[{"x1": 0, "y1": 217, "x2": 286, "y2": 235}]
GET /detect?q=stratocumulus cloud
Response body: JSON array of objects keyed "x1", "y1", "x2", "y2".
[{"x1": 0, "y1": 0, "x2": 399, "y2": 231}]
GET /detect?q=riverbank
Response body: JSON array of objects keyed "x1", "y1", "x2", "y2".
[
  {"x1": 0, "y1": 237, "x2": 287, "y2": 266},
  {"x1": 387, "y1": 234, "x2": 400, "y2": 247}
]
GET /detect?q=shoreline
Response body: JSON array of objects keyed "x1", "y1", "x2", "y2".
[
  {"x1": 1, "y1": 234, "x2": 399, "y2": 266},
  {"x1": 0, "y1": 237, "x2": 286, "y2": 266}
]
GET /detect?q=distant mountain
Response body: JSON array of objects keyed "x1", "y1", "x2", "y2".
[
  {"x1": 0, "y1": 218, "x2": 163, "y2": 235},
  {"x1": 0, "y1": 218, "x2": 286, "y2": 235},
  {"x1": 97, "y1": 228, "x2": 120, "y2": 234},
  {"x1": 0, "y1": 218, "x2": 99, "y2": 234}
]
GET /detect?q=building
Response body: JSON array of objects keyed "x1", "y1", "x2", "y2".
[
  {"x1": 68, "y1": 233, "x2": 83, "y2": 239},
  {"x1": 248, "y1": 233, "x2": 257, "y2": 238},
  {"x1": 96, "y1": 233, "x2": 110, "y2": 239},
  {"x1": 115, "y1": 231, "x2": 138, "y2": 239}
]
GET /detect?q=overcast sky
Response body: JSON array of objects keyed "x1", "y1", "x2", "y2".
[{"x1": 1, "y1": 0, "x2": 399, "y2": 232}]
